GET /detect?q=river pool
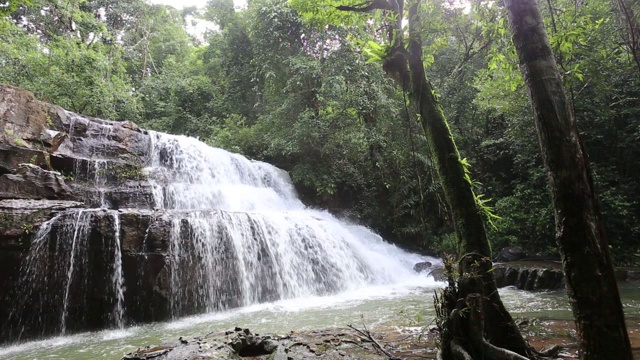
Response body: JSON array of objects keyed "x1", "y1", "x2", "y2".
[{"x1": 1, "y1": 279, "x2": 639, "y2": 360}]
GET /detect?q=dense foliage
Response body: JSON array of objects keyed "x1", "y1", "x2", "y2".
[{"x1": 2, "y1": 0, "x2": 639, "y2": 264}]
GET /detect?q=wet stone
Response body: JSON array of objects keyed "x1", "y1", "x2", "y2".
[{"x1": 0, "y1": 164, "x2": 76, "y2": 201}]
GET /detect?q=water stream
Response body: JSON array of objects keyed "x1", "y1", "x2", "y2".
[
  {"x1": 60, "y1": 210, "x2": 91, "y2": 335},
  {"x1": 111, "y1": 211, "x2": 125, "y2": 330},
  {"x1": 2, "y1": 282, "x2": 640, "y2": 360}
]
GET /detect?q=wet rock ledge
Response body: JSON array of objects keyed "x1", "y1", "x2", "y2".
[
  {"x1": 492, "y1": 260, "x2": 640, "y2": 291},
  {"x1": 123, "y1": 326, "x2": 436, "y2": 360},
  {"x1": 413, "y1": 258, "x2": 566, "y2": 291},
  {"x1": 490, "y1": 246, "x2": 640, "y2": 291},
  {"x1": 492, "y1": 261, "x2": 565, "y2": 291},
  {"x1": 0, "y1": 83, "x2": 160, "y2": 342}
]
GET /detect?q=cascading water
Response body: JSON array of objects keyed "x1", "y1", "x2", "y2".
[
  {"x1": 60, "y1": 210, "x2": 91, "y2": 334},
  {"x1": 6, "y1": 116, "x2": 434, "y2": 343},
  {"x1": 93, "y1": 159, "x2": 108, "y2": 208},
  {"x1": 145, "y1": 132, "x2": 431, "y2": 318},
  {"x1": 67, "y1": 112, "x2": 127, "y2": 329},
  {"x1": 7, "y1": 113, "x2": 129, "y2": 340},
  {"x1": 8, "y1": 207, "x2": 129, "y2": 339},
  {"x1": 111, "y1": 211, "x2": 125, "y2": 329},
  {"x1": 10, "y1": 210, "x2": 92, "y2": 338}
]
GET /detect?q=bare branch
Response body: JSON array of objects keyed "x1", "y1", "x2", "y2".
[
  {"x1": 347, "y1": 324, "x2": 400, "y2": 360},
  {"x1": 336, "y1": 0, "x2": 395, "y2": 12}
]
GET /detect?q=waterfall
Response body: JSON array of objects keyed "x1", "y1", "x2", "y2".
[
  {"x1": 7, "y1": 119, "x2": 433, "y2": 342},
  {"x1": 60, "y1": 210, "x2": 91, "y2": 334},
  {"x1": 8, "y1": 208, "x2": 129, "y2": 339},
  {"x1": 145, "y1": 132, "x2": 428, "y2": 318},
  {"x1": 94, "y1": 159, "x2": 108, "y2": 208},
  {"x1": 111, "y1": 211, "x2": 125, "y2": 329},
  {"x1": 11, "y1": 210, "x2": 91, "y2": 338},
  {"x1": 7, "y1": 113, "x2": 130, "y2": 339}
]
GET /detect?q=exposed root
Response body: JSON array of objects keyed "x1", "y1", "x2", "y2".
[
  {"x1": 466, "y1": 293, "x2": 530, "y2": 360},
  {"x1": 451, "y1": 339, "x2": 473, "y2": 360},
  {"x1": 435, "y1": 254, "x2": 556, "y2": 360}
]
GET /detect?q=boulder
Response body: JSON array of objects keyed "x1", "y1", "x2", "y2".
[
  {"x1": 229, "y1": 328, "x2": 278, "y2": 357},
  {"x1": 0, "y1": 85, "x2": 48, "y2": 148},
  {"x1": 495, "y1": 246, "x2": 527, "y2": 262},
  {"x1": 413, "y1": 261, "x2": 433, "y2": 273}
]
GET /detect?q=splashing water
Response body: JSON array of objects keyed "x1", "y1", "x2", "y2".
[
  {"x1": 145, "y1": 132, "x2": 434, "y2": 318},
  {"x1": 7, "y1": 122, "x2": 435, "y2": 342},
  {"x1": 111, "y1": 211, "x2": 125, "y2": 329},
  {"x1": 60, "y1": 210, "x2": 91, "y2": 334}
]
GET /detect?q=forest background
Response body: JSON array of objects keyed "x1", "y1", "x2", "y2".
[{"x1": 2, "y1": 0, "x2": 639, "y2": 265}]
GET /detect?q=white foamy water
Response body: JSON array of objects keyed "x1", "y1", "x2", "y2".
[
  {"x1": 4, "y1": 124, "x2": 439, "y2": 349},
  {"x1": 146, "y1": 132, "x2": 302, "y2": 212},
  {"x1": 144, "y1": 131, "x2": 438, "y2": 317}
]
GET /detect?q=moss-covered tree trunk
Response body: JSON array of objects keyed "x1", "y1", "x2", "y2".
[
  {"x1": 335, "y1": 1, "x2": 533, "y2": 358},
  {"x1": 504, "y1": 0, "x2": 633, "y2": 359},
  {"x1": 401, "y1": 3, "x2": 531, "y2": 357}
]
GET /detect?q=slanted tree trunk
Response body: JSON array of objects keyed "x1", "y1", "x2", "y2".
[
  {"x1": 503, "y1": 0, "x2": 633, "y2": 359},
  {"x1": 402, "y1": 7, "x2": 531, "y2": 355},
  {"x1": 612, "y1": 0, "x2": 640, "y2": 74},
  {"x1": 336, "y1": 1, "x2": 533, "y2": 358}
]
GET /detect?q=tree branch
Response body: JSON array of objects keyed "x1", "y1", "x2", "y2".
[
  {"x1": 347, "y1": 323, "x2": 400, "y2": 360},
  {"x1": 336, "y1": 0, "x2": 396, "y2": 12}
]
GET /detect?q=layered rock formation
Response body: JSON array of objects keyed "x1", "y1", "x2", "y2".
[
  {"x1": 0, "y1": 84, "x2": 168, "y2": 342},
  {"x1": 493, "y1": 261, "x2": 565, "y2": 291},
  {"x1": 491, "y1": 260, "x2": 640, "y2": 291}
]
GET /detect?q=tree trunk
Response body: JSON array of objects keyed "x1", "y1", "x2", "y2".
[
  {"x1": 399, "y1": 1, "x2": 530, "y2": 357},
  {"x1": 613, "y1": 0, "x2": 640, "y2": 74},
  {"x1": 503, "y1": 1, "x2": 633, "y2": 359},
  {"x1": 335, "y1": 0, "x2": 533, "y2": 357}
]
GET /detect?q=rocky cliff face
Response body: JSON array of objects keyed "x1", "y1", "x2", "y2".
[{"x1": 0, "y1": 84, "x2": 170, "y2": 343}]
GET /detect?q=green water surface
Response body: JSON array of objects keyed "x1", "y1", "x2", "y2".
[{"x1": 2, "y1": 282, "x2": 639, "y2": 360}]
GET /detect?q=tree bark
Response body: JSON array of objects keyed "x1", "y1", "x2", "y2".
[
  {"x1": 612, "y1": 0, "x2": 640, "y2": 74},
  {"x1": 334, "y1": 0, "x2": 532, "y2": 357},
  {"x1": 503, "y1": 1, "x2": 633, "y2": 359},
  {"x1": 402, "y1": 2, "x2": 529, "y2": 356}
]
